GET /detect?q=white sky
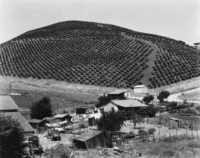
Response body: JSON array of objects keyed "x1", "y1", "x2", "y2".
[{"x1": 0, "y1": 0, "x2": 199, "y2": 45}]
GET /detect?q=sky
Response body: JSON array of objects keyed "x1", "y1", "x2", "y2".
[{"x1": 0, "y1": 0, "x2": 199, "y2": 45}]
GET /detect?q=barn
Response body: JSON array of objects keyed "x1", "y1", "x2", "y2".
[{"x1": 0, "y1": 95, "x2": 35, "y2": 136}]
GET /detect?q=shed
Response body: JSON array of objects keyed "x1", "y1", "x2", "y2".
[
  {"x1": 73, "y1": 130, "x2": 112, "y2": 149},
  {"x1": 0, "y1": 96, "x2": 19, "y2": 112},
  {"x1": 28, "y1": 119, "x2": 47, "y2": 131},
  {"x1": 107, "y1": 89, "x2": 129, "y2": 99},
  {"x1": 133, "y1": 85, "x2": 148, "y2": 94}
]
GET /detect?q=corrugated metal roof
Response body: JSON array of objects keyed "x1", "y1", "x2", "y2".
[
  {"x1": 0, "y1": 96, "x2": 19, "y2": 111},
  {"x1": 111, "y1": 99, "x2": 147, "y2": 108},
  {"x1": 0, "y1": 112, "x2": 34, "y2": 133},
  {"x1": 73, "y1": 130, "x2": 102, "y2": 142}
]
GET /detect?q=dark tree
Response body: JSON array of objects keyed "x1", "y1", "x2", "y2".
[
  {"x1": 31, "y1": 96, "x2": 52, "y2": 119},
  {"x1": 157, "y1": 90, "x2": 170, "y2": 102},
  {"x1": 143, "y1": 95, "x2": 154, "y2": 104},
  {"x1": 95, "y1": 95, "x2": 112, "y2": 108},
  {"x1": 0, "y1": 116, "x2": 25, "y2": 158},
  {"x1": 137, "y1": 105, "x2": 158, "y2": 117},
  {"x1": 96, "y1": 108, "x2": 126, "y2": 132}
]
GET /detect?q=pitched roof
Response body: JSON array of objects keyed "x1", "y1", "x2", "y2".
[
  {"x1": 0, "y1": 96, "x2": 19, "y2": 111},
  {"x1": 108, "y1": 89, "x2": 128, "y2": 95},
  {"x1": 111, "y1": 99, "x2": 147, "y2": 108},
  {"x1": 73, "y1": 130, "x2": 102, "y2": 142},
  {"x1": 53, "y1": 113, "x2": 69, "y2": 119},
  {"x1": 0, "y1": 112, "x2": 34, "y2": 133}
]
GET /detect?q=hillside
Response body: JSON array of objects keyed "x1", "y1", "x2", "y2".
[{"x1": 0, "y1": 20, "x2": 200, "y2": 89}]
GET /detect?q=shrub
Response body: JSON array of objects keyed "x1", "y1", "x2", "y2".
[
  {"x1": 137, "y1": 105, "x2": 159, "y2": 117},
  {"x1": 44, "y1": 144, "x2": 71, "y2": 158},
  {"x1": 166, "y1": 101, "x2": 178, "y2": 111},
  {"x1": 30, "y1": 96, "x2": 52, "y2": 119}
]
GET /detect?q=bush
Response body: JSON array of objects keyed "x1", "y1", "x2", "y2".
[
  {"x1": 166, "y1": 101, "x2": 178, "y2": 111},
  {"x1": 96, "y1": 108, "x2": 126, "y2": 132},
  {"x1": 30, "y1": 96, "x2": 52, "y2": 119},
  {"x1": 0, "y1": 116, "x2": 25, "y2": 158},
  {"x1": 157, "y1": 90, "x2": 170, "y2": 102}
]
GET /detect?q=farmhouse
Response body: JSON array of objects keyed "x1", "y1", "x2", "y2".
[
  {"x1": 0, "y1": 95, "x2": 34, "y2": 136},
  {"x1": 99, "y1": 99, "x2": 147, "y2": 113}
]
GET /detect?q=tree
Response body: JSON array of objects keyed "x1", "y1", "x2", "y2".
[
  {"x1": 157, "y1": 90, "x2": 170, "y2": 102},
  {"x1": 96, "y1": 108, "x2": 126, "y2": 132},
  {"x1": 95, "y1": 95, "x2": 112, "y2": 108},
  {"x1": 137, "y1": 105, "x2": 158, "y2": 117},
  {"x1": 31, "y1": 96, "x2": 52, "y2": 119},
  {"x1": 0, "y1": 116, "x2": 25, "y2": 158},
  {"x1": 143, "y1": 95, "x2": 154, "y2": 104}
]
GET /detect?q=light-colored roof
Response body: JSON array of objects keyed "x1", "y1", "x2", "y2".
[
  {"x1": 28, "y1": 119, "x2": 45, "y2": 124},
  {"x1": 73, "y1": 130, "x2": 102, "y2": 142},
  {"x1": 0, "y1": 96, "x2": 19, "y2": 111},
  {"x1": 108, "y1": 89, "x2": 128, "y2": 95},
  {"x1": 111, "y1": 99, "x2": 147, "y2": 108},
  {"x1": 0, "y1": 112, "x2": 34, "y2": 133},
  {"x1": 53, "y1": 113, "x2": 69, "y2": 119},
  {"x1": 134, "y1": 85, "x2": 147, "y2": 88}
]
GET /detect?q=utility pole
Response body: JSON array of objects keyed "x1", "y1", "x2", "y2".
[{"x1": 9, "y1": 81, "x2": 11, "y2": 95}]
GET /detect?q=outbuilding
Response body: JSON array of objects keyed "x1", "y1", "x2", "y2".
[
  {"x1": 28, "y1": 119, "x2": 47, "y2": 132},
  {"x1": 133, "y1": 85, "x2": 148, "y2": 94},
  {"x1": 73, "y1": 130, "x2": 112, "y2": 149},
  {"x1": 107, "y1": 89, "x2": 130, "y2": 99}
]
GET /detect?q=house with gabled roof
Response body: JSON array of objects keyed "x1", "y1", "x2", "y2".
[{"x1": 99, "y1": 99, "x2": 147, "y2": 113}]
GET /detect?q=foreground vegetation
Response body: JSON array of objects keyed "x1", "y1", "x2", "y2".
[{"x1": 0, "y1": 117, "x2": 25, "y2": 158}]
